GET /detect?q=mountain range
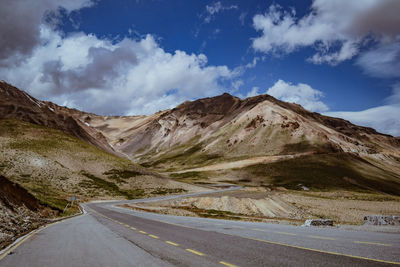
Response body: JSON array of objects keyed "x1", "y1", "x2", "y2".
[
  {"x1": 1, "y1": 80, "x2": 400, "y2": 196},
  {"x1": 1, "y1": 79, "x2": 400, "y2": 247}
]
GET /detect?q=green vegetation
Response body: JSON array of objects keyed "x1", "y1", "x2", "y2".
[
  {"x1": 103, "y1": 169, "x2": 142, "y2": 182},
  {"x1": 1, "y1": 119, "x2": 130, "y2": 167},
  {"x1": 0, "y1": 119, "x2": 146, "y2": 201},
  {"x1": 280, "y1": 140, "x2": 339, "y2": 155},
  {"x1": 36, "y1": 194, "x2": 78, "y2": 217},
  {"x1": 169, "y1": 171, "x2": 203, "y2": 179},
  {"x1": 179, "y1": 207, "x2": 242, "y2": 220},
  {"x1": 22, "y1": 179, "x2": 79, "y2": 216},
  {"x1": 80, "y1": 171, "x2": 144, "y2": 199},
  {"x1": 241, "y1": 153, "x2": 400, "y2": 195},
  {"x1": 140, "y1": 136, "x2": 222, "y2": 170},
  {"x1": 151, "y1": 188, "x2": 187, "y2": 195}
]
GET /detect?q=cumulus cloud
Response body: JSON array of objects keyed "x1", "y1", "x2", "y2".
[
  {"x1": 0, "y1": 0, "x2": 237, "y2": 115},
  {"x1": 0, "y1": 27, "x2": 234, "y2": 115},
  {"x1": 266, "y1": 80, "x2": 329, "y2": 112},
  {"x1": 0, "y1": 0, "x2": 93, "y2": 66},
  {"x1": 252, "y1": 0, "x2": 400, "y2": 66}
]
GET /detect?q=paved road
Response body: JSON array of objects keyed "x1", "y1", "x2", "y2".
[{"x1": 1, "y1": 191, "x2": 399, "y2": 266}]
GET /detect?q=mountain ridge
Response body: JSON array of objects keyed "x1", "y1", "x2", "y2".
[
  {"x1": 1, "y1": 80, "x2": 400, "y2": 195},
  {"x1": 0, "y1": 81, "x2": 116, "y2": 155}
]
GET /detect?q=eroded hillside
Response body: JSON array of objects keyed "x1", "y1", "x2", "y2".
[{"x1": 81, "y1": 92, "x2": 400, "y2": 195}]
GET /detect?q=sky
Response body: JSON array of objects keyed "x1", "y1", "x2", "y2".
[{"x1": 0, "y1": 0, "x2": 399, "y2": 135}]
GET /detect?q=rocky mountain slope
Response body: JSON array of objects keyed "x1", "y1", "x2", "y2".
[
  {"x1": 0, "y1": 81, "x2": 203, "y2": 215},
  {"x1": 0, "y1": 81, "x2": 114, "y2": 155},
  {"x1": 1, "y1": 80, "x2": 400, "y2": 198},
  {"x1": 81, "y1": 93, "x2": 400, "y2": 195}
]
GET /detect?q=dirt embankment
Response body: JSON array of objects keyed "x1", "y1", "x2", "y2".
[
  {"x1": 122, "y1": 188, "x2": 400, "y2": 225},
  {"x1": 0, "y1": 175, "x2": 55, "y2": 249}
]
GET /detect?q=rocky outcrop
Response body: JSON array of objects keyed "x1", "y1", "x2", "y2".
[
  {"x1": 0, "y1": 175, "x2": 55, "y2": 249},
  {"x1": 303, "y1": 219, "x2": 334, "y2": 227},
  {"x1": 363, "y1": 215, "x2": 400, "y2": 226}
]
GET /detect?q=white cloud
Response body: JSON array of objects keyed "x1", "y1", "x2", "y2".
[
  {"x1": 266, "y1": 80, "x2": 329, "y2": 112},
  {"x1": 239, "y1": 12, "x2": 247, "y2": 26},
  {"x1": 245, "y1": 57, "x2": 260, "y2": 69},
  {"x1": 231, "y1": 80, "x2": 244, "y2": 93},
  {"x1": 356, "y1": 42, "x2": 400, "y2": 78},
  {"x1": 204, "y1": 1, "x2": 238, "y2": 23},
  {"x1": 246, "y1": 86, "x2": 259, "y2": 98},
  {"x1": 0, "y1": 25, "x2": 235, "y2": 115},
  {"x1": 0, "y1": 0, "x2": 94, "y2": 66},
  {"x1": 0, "y1": 0, "x2": 240, "y2": 116},
  {"x1": 325, "y1": 83, "x2": 400, "y2": 136},
  {"x1": 252, "y1": 0, "x2": 400, "y2": 66},
  {"x1": 251, "y1": 0, "x2": 400, "y2": 136},
  {"x1": 325, "y1": 105, "x2": 400, "y2": 136}
]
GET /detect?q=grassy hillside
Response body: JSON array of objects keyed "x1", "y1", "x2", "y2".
[
  {"x1": 0, "y1": 119, "x2": 191, "y2": 212},
  {"x1": 168, "y1": 153, "x2": 400, "y2": 196},
  {"x1": 239, "y1": 153, "x2": 400, "y2": 195}
]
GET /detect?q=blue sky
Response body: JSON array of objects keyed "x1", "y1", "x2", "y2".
[
  {"x1": 0, "y1": 0, "x2": 399, "y2": 135},
  {"x1": 63, "y1": 0, "x2": 390, "y2": 110}
]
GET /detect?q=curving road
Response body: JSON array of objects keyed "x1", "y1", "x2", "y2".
[{"x1": 1, "y1": 189, "x2": 399, "y2": 266}]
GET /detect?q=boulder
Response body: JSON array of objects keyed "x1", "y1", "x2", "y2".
[
  {"x1": 363, "y1": 215, "x2": 400, "y2": 226},
  {"x1": 303, "y1": 219, "x2": 334, "y2": 227}
]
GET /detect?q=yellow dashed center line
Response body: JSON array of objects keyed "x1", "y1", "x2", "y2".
[
  {"x1": 149, "y1": 234, "x2": 159, "y2": 239},
  {"x1": 186, "y1": 249, "x2": 205, "y2": 256},
  {"x1": 275, "y1": 231, "x2": 297, "y2": 236},
  {"x1": 308, "y1": 235, "x2": 336, "y2": 240},
  {"x1": 166, "y1": 241, "x2": 179, "y2": 246},
  {"x1": 252, "y1": 228, "x2": 267, "y2": 232},
  {"x1": 248, "y1": 237, "x2": 400, "y2": 265},
  {"x1": 219, "y1": 261, "x2": 237, "y2": 267},
  {"x1": 124, "y1": 224, "x2": 130, "y2": 227},
  {"x1": 354, "y1": 241, "x2": 392, "y2": 247},
  {"x1": 89, "y1": 207, "x2": 400, "y2": 266}
]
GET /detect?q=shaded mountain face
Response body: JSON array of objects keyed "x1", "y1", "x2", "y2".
[{"x1": 0, "y1": 81, "x2": 114, "y2": 154}]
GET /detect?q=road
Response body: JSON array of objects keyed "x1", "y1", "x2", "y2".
[{"x1": 1, "y1": 190, "x2": 399, "y2": 266}]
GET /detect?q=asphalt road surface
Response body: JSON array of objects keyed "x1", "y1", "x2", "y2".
[{"x1": 1, "y1": 190, "x2": 399, "y2": 266}]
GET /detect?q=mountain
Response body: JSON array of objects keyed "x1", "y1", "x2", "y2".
[
  {"x1": 1, "y1": 80, "x2": 400, "y2": 197},
  {"x1": 81, "y1": 92, "x2": 400, "y2": 195},
  {"x1": 0, "y1": 81, "x2": 114, "y2": 155},
  {"x1": 0, "y1": 81, "x2": 202, "y2": 214}
]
